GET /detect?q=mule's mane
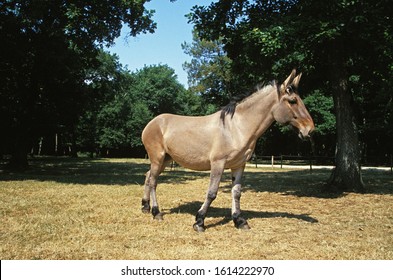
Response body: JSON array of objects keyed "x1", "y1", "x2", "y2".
[{"x1": 220, "y1": 80, "x2": 278, "y2": 124}]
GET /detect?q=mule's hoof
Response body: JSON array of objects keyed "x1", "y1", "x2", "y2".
[
  {"x1": 238, "y1": 223, "x2": 251, "y2": 230},
  {"x1": 234, "y1": 217, "x2": 250, "y2": 230},
  {"x1": 141, "y1": 199, "x2": 150, "y2": 214},
  {"x1": 193, "y1": 223, "x2": 206, "y2": 232},
  {"x1": 153, "y1": 213, "x2": 164, "y2": 221}
]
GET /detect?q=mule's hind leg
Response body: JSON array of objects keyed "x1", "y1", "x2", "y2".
[
  {"x1": 142, "y1": 165, "x2": 163, "y2": 220},
  {"x1": 141, "y1": 170, "x2": 152, "y2": 213},
  {"x1": 231, "y1": 166, "x2": 250, "y2": 230},
  {"x1": 142, "y1": 155, "x2": 171, "y2": 220}
]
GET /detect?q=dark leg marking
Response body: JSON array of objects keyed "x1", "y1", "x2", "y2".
[
  {"x1": 233, "y1": 216, "x2": 251, "y2": 230},
  {"x1": 193, "y1": 212, "x2": 206, "y2": 232},
  {"x1": 152, "y1": 206, "x2": 163, "y2": 220},
  {"x1": 141, "y1": 199, "x2": 150, "y2": 213}
]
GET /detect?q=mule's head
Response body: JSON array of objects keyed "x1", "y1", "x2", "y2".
[{"x1": 272, "y1": 69, "x2": 315, "y2": 140}]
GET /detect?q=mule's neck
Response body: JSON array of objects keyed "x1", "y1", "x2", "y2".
[{"x1": 233, "y1": 86, "x2": 278, "y2": 140}]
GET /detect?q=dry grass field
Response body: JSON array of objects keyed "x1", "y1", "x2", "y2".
[{"x1": 1, "y1": 157, "x2": 392, "y2": 260}]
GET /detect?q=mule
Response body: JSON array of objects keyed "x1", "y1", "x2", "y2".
[{"x1": 141, "y1": 69, "x2": 314, "y2": 232}]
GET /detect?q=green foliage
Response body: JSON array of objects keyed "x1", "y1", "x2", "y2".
[
  {"x1": 76, "y1": 61, "x2": 198, "y2": 153},
  {"x1": 182, "y1": 31, "x2": 233, "y2": 108},
  {"x1": 303, "y1": 91, "x2": 335, "y2": 136},
  {"x1": 74, "y1": 50, "x2": 125, "y2": 154},
  {"x1": 131, "y1": 65, "x2": 188, "y2": 116},
  {"x1": 96, "y1": 64, "x2": 190, "y2": 149},
  {"x1": 0, "y1": 0, "x2": 156, "y2": 166},
  {"x1": 96, "y1": 96, "x2": 152, "y2": 149}
]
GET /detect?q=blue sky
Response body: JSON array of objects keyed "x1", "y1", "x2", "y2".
[{"x1": 106, "y1": 0, "x2": 214, "y2": 87}]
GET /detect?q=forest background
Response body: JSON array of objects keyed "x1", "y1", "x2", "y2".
[{"x1": 1, "y1": 0, "x2": 392, "y2": 192}]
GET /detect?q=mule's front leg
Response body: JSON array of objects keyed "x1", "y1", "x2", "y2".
[
  {"x1": 193, "y1": 186, "x2": 218, "y2": 232},
  {"x1": 193, "y1": 163, "x2": 224, "y2": 232},
  {"x1": 231, "y1": 167, "x2": 250, "y2": 230}
]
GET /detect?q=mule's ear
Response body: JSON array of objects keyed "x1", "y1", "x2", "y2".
[
  {"x1": 279, "y1": 69, "x2": 296, "y2": 97},
  {"x1": 292, "y1": 72, "x2": 302, "y2": 89},
  {"x1": 283, "y1": 69, "x2": 296, "y2": 88}
]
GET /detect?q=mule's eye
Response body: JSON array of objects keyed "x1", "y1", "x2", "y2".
[
  {"x1": 286, "y1": 86, "x2": 294, "y2": 94},
  {"x1": 288, "y1": 97, "x2": 297, "y2": 105}
]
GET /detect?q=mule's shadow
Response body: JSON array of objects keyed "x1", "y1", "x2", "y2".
[{"x1": 167, "y1": 201, "x2": 318, "y2": 229}]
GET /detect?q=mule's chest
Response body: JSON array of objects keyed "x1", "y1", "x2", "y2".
[{"x1": 225, "y1": 143, "x2": 256, "y2": 169}]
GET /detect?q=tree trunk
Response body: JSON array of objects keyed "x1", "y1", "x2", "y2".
[
  {"x1": 8, "y1": 135, "x2": 29, "y2": 170},
  {"x1": 327, "y1": 66, "x2": 364, "y2": 192},
  {"x1": 70, "y1": 134, "x2": 78, "y2": 158}
]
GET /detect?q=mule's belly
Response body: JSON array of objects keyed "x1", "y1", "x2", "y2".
[
  {"x1": 167, "y1": 143, "x2": 254, "y2": 171},
  {"x1": 172, "y1": 156, "x2": 211, "y2": 171},
  {"x1": 166, "y1": 142, "x2": 212, "y2": 171}
]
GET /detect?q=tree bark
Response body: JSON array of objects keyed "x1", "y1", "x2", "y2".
[
  {"x1": 327, "y1": 66, "x2": 364, "y2": 192},
  {"x1": 8, "y1": 134, "x2": 29, "y2": 170}
]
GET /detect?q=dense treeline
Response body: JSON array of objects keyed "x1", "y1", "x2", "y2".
[
  {"x1": 74, "y1": 58, "x2": 205, "y2": 158},
  {"x1": 1, "y1": 1, "x2": 392, "y2": 191},
  {"x1": 0, "y1": 0, "x2": 155, "y2": 168}
]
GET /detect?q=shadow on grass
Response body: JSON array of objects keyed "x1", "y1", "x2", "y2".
[
  {"x1": 1, "y1": 157, "x2": 392, "y2": 197},
  {"x1": 242, "y1": 169, "x2": 344, "y2": 199},
  {"x1": 223, "y1": 168, "x2": 393, "y2": 197},
  {"x1": 167, "y1": 201, "x2": 318, "y2": 229},
  {"x1": 0, "y1": 157, "x2": 207, "y2": 186}
]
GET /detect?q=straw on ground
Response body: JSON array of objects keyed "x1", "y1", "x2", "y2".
[{"x1": 1, "y1": 158, "x2": 392, "y2": 259}]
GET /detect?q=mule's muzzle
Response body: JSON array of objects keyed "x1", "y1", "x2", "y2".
[{"x1": 298, "y1": 125, "x2": 315, "y2": 141}]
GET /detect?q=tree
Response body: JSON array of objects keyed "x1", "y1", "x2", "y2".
[
  {"x1": 77, "y1": 64, "x2": 194, "y2": 156},
  {"x1": 0, "y1": 0, "x2": 155, "y2": 169},
  {"x1": 290, "y1": 0, "x2": 392, "y2": 191},
  {"x1": 302, "y1": 90, "x2": 336, "y2": 157},
  {"x1": 96, "y1": 94, "x2": 152, "y2": 153},
  {"x1": 131, "y1": 65, "x2": 189, "y2": 116},
  {"x1": 189, "y1": 0, "x2": 393, "y2": 192},
  {"x1": 182, "y1": 30, "x2": 233, "y2": 109},
  {"x1": 74, "y1": 50, "x2": 127, "y2": 157}
]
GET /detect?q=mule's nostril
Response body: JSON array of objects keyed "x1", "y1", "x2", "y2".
[
  {"x1": 298, "y1": 126, "x2": 314, "y2": 141},
  {"x1": 305, "y1": 125, "x2": 315, "y2": 137},
  {"x1": 302, "y1": 134, "x2": 311, "y2": 141}
]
